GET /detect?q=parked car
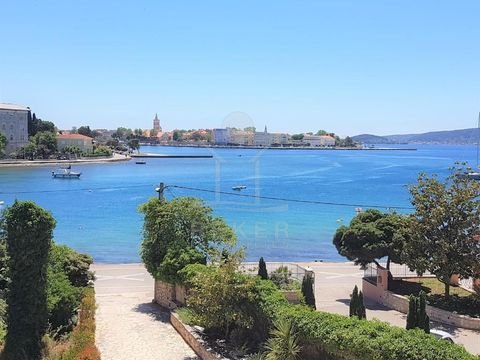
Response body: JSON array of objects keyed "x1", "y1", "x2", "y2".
[{"x1": 430, "y1": 329, "x2": 454, "y2": 343}]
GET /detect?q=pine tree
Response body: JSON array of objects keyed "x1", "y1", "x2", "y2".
[
  {"x1": 349, "y1": 285, "x2": 359, "y2": 317},
  {"x1": 417, "y1": 291, "x2": 430, "y2": 333},
  {"x1": 301, "y1": 273, "x2": 316, "y2": 309},
  {"x1": 406, "y1": 292, "x2": 430, "y2": 333},
  {"x1": 258, "y1": 257, "x2": 268, "y2": 280},
  {"x1": 358, "y1": 290, "x2": 366, "y2": 319},
  {"x1": 406, "y1": 295, "x2": 417, "y2": 330}
]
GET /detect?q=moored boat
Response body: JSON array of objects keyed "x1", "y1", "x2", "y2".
[
  {"x1": 232, "y1": 185, "x2": 247, "y2": 191},
  {"x1": 52, "y1": 165, "x2": 81, "y2": 178}
]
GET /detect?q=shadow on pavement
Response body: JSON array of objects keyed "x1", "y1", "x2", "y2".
[
  {"x1": 133, "y1": 302, "x2": 170, "y2": 324},
  {"x1": 335, "y1": 298, "x2": 351, "y2": 306}
]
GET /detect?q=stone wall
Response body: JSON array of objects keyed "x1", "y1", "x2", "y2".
[
  {"x1": 170, "y1": 312, "x2": 221, "y2": 360},
  {"x1": 154, "y1": 280, "x2": 187, "y2": 308},
  {"x1": 362, "y1": 278, "x2": 480, "y2": 330},
  {"x1": 154, "y1": 280, "x2": 176, "y2": 309}
]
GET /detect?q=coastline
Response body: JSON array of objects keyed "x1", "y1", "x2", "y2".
[
  {"x1": 0, "y1": 153, "x2": 131, "y2": 168},
  {"x1": 140, "y1": 143, "x2": 417, "y2": 151}
]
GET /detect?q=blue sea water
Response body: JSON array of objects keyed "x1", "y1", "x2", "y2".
[{"x1": 0, "y1": 144, "x2": 477, "y2": 263}]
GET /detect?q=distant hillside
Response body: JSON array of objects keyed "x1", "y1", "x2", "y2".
[
  {"x1": 353, "y1": 128, "x2": 480, "y2": 144},
  {"x1": 351, "y1": 134, "x2": 394, "y2": 144}
]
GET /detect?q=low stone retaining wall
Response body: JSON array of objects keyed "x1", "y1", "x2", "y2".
[
  {"x1": 170, "y1": 312, "x2": 222, "y2": 360},
  {"x1": 363, "y1": 278, "x2": 480, "y2": 330},
  {"x1": 154, "y1": 280, "x2": 187, "y2": 309}
]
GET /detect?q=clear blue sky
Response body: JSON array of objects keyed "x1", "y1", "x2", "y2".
[{"x1": 1, "y1": 1, "x2": 479, "y2": 136}]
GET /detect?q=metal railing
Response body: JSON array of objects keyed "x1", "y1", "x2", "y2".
[{"x1": 240, "y1": 261, "x2": 308, "y2": 282}]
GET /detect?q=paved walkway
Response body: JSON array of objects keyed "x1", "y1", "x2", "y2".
[
  {"x1": 304, "y1": 262, "x2": 480, "y2": 355},
  {"x1": 93, "y1": 264, "x2": 198, "y2": 360}
]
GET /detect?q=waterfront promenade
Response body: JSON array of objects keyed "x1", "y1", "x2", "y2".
[
  {"x1": 93, "y1": 262, "x2": 480, "y2": 358},
  {"x1": 0, "y1": 152, "x2": 131, "y2": 167}
]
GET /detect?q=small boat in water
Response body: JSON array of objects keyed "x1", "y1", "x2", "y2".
[
  {"x1": 135, "y1": 161, "x2": 146, "y2": 164},
  {"x1": 232, "y1": 185, "x2": 247, "y2": 191},
  {"x1": 52, "y1": 165, "x2": 81, "y2": 179}
]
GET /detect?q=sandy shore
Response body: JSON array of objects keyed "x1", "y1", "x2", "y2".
[{"x1": 0, "y1": 153, "x2": 131, "y2": 168}]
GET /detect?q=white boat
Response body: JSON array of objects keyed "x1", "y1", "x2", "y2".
[
  {"x1": 232, "y1": 185, "x2": 247, "y2": 191},
  {"x1": 52, "y1": 165, "x2": 81, "y2": 179}
]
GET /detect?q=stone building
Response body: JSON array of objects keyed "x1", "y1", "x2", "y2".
[
  {"x1": 57, "y1": 133, "x2": 94, "y2": 153},
  {"x1": 303, "y1": 134, "x2": 336, "y2": 147},
  {"x1": 0, "y1": 103, "x2": 30, "y2": 154},
  {"x1": 153, "y1": 113, "x2": 162, "y2": 132}
]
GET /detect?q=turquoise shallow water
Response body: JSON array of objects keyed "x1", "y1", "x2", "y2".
[{"x1": 0, "y1": 144, "x2": 476, "y2": 263}]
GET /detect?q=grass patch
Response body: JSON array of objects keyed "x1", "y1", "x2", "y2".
[
  {"x1": 175, "y1": 307, "x2": 195, "y2": 326},
  {"x1": 390, "y1": 278, "x2": 480, "y2": 317}
]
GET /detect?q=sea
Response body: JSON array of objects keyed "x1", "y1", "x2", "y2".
[{"x1": 0, "y1": 144, "x2": 476, "y2": 263}]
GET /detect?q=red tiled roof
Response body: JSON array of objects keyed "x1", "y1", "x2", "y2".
[{"x1": 57, "y1": 133, "x2": 92, "y2": 140}]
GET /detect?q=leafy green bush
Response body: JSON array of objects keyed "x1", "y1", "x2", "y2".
[
  {"x1": 156, "y1": 244, "x2": 205, "y2": 283},
  {"x1": 278, "y1": 305, "x2": 476, "y2": 360},
  {"x1": 182, "y1": 261, "x2": 476, "y2": 360},
  {"x1": 47, "y1": 267, "x2": 82, "y2": 335},
  {"x1": 46, "y1": 244, "x2": 94, "y2": 336},
  {"x1": 49, "y1": 244, "x2": 94, "y2": 288}
]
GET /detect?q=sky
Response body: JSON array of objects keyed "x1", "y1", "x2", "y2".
[{"x1": 1, "y1": 1, "x2": 479, "y2": 136}]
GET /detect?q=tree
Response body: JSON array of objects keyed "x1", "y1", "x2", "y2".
[
  {"x1": 150, "y1": 128, "x2": 158, "y2": 137},
  {"x1": 139, "y1": 197, "x2": 236, "y2": 281},
  {"x1": 333, "y1": 209, "x2": 409, "y2": 270},
  {"x1": 22, "y1": 142, "x2": 37, "y2": 160},
  {"x1": 349, "y1": 285, "x2": 359, "y2": 317},
  {"x1": 301, "y1": 273, "x2": 316, "y2": 309},
  {"x1": 184, "y1": 260, "x2": 257, "y2": 338},
  {"x1": 404, "y1": 163, "x2": 480, "y2": 297},
  {"x1": 0, "y1": 132, "x2": 7, "y2": 156},
  {"x1": 77, "y1": 126, "x2": 93, "y2": 137},
  {"x1": 349, "y1": 285, "x2": 366, "y2": 319},
  {"x1": 406, "y1": 291, "x2": 429, "y2": 333},
  {"x1": 344, "y1": 136, "x2": 355, "y2": 147},
  {"x1": 291, "y1": 134, "x2": 304, "y2": 140},
  {"x1": 173, "y1": 130, "x2": 182, "y2": 141},
  {"x1": 31, "y1": 131, "x2": 58, "y2": 159},
  {"x1": 258, "y1": 257, "x2": 268, "y2": 280},
  {"x1": 3, "y1": 201, "x2": 55, "y2": 360},
  {"x1": 315, "y1": 130, "x2": 328, "y2": 136},
  {"x1": 128, "y1": 139, "x2": 140, "y2": 153}
]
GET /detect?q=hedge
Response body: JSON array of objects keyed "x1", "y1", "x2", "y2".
[
  {"x1": 183, "y1": 265, "x2": 479, "y2": 360},
  {"x1": 276, "y1": 305, "x2": 478, "y2": 360}
]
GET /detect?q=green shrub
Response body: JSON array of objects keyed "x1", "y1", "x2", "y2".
[
  {"x1": 47, "y1": 267, "x2": 82, "y2": 335},
  {"x1": 301, "y1": 273, "x2": 315, "y2": 309},
  {"x1": 270, "y1": 266, "x2": 294, "y2": 290},
  {"x1": 49, "y1": 244, "x2": 94, "y2": 288},
  {"x1": 264, "y1": 318, "x2": 301, "y2": 360},
  {"x1": 278, "y1": 305, "x2": 476, "y2": 360}
]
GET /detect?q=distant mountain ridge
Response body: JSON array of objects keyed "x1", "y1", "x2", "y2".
[{"x1": 352, "y1": 128, "x2": 479, "y2": 144}]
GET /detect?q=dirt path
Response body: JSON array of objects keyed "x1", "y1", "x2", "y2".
[{"x1": 93, "y1": 264, "x2": 198, "y2": 360}]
